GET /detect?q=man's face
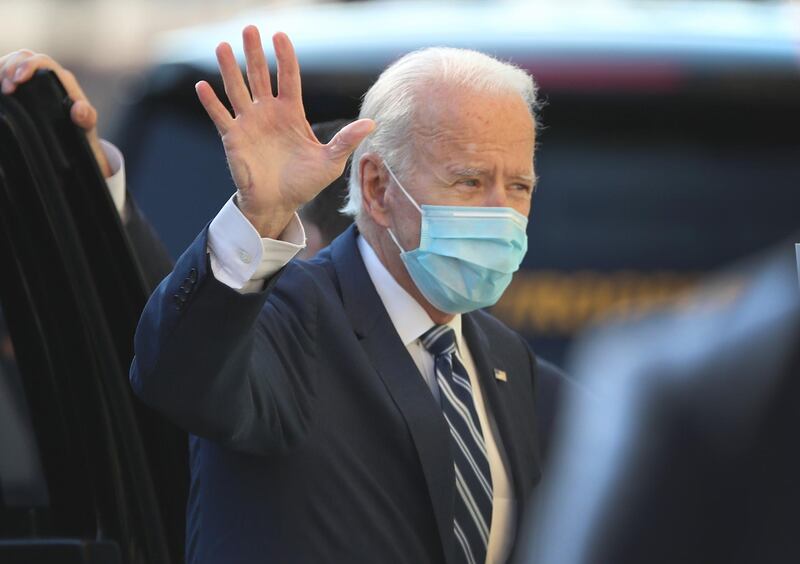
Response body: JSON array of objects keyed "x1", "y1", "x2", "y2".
[{"x1": 387, "y1": 84, "x2": 536, "y2": 251}]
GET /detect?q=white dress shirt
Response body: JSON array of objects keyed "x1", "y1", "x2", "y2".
[
  {"x1": 102, "y1": 140, "x2": 126, "y2": 219},
  {"x1": 104, "y1": 143, "x2": 515, "y2": 563}
]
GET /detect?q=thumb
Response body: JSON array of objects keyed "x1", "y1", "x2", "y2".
[
  {"x1": 70, "y1": 99, "x2": 97, "y2": 131},
  {"x1": 325, "y1": 118, "x2": 376, "y2": 164}
]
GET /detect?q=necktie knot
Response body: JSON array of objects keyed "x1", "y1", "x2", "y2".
[{"x1": 420, "y1": 325, "x2": 457, "y2": 358}]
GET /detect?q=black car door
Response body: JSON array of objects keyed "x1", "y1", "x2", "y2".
[{"x1": 0, "y1": 71, "x2": 186, "y2": 564}]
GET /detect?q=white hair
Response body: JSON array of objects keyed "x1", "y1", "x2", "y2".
[{"x1": 341, "y1": 46, "x2": 539, "y2": 219}]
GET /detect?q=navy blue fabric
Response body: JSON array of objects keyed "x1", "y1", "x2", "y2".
[{"x1": 130, "y1": 224, "x2": 542, "y2": 564}]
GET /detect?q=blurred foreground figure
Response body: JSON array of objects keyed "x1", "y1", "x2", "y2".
[{"x1": 519, "y1": 238, "x2": 800, "y2": 564}]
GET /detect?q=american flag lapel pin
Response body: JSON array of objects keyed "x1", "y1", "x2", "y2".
[{"x1": 494, "y1": 369, "x2": 508, "y2": 382}]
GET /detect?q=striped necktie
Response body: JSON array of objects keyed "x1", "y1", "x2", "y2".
[{"x1": 421, "y1": 325, "x2": 493, "y2": 564}]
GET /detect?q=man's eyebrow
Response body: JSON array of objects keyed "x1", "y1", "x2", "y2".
[
  {"x1": 515, "y1": 173, "x2": 539, "y2": 193},
  {"x1": 511, "y1": 173, "x2": 536, "y2": 183},
  {"x1": 446, "y1": 166, "x2": 489, "y2": 177},
  {"x1": 444, "y1": 166, "x2": 537, "y2": 185}
]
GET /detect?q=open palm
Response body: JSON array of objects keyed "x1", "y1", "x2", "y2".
[{"x1": 196, "y1": 26, "x2": 374, "y2": 238}]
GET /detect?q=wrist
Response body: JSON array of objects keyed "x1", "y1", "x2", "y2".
[
  {"x1": 234, "y1": 194, "x2": 296, "y2": 239},
  {"x1": 98, "y1": 157, "x2": 113, "y2": 178},
  {"x1": 90, "y1": 135, "x2": 113, "y2": 178}
]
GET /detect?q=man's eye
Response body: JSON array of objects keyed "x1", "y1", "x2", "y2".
[
  {"x1": 459, "y1": 179, "x2": 480, "y2": 187},
  {"x1": 512, "y1": 183, "x2": 533, "y2": 193}
]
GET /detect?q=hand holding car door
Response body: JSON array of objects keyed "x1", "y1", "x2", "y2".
[
  {"x1": 0, "y1": 50, "x2": 112, "y2": 177},
  {"x1": 195, "y1": 25, "x2": 375, "y2": 238}
]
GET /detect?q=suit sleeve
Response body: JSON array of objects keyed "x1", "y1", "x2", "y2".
[
  {"x1": 100, "y1": 140, "x2": 174, "y2": 292},
  {"x1": 129, "y1": 227, "x2": 320, "y2": 456}
]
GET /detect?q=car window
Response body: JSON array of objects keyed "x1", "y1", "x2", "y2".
[{"x1": 0, "y1": 307, "x2": 49, "y2": 535}]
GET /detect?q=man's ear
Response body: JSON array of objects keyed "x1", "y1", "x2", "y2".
[{"x1": 359, "y1": 153, "x2": 392, "y2": 228}]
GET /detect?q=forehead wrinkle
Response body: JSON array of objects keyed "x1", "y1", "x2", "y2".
[
  {"x1": 408, "y1": 106, "x2": 534, "y2": 150},
  {"x1": 416, "y1": 129, "x2": 533, "y2": 152},
  {"x1": 438, "y1": 162, "x2": 535, "y2": 185},
  {"x1": 405, "y1": 88, "x2": 536, "y2": 182},
  {"x1": 428, "y1": 141, "x2": 535, "y2": 173}
]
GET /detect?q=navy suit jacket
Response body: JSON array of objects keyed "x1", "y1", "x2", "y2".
[{"x1": 131, "y1": 224, "x2": 542, "y2": 564}]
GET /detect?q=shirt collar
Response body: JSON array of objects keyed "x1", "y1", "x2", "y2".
[{"x1": 357, "y1": 234, "x2": 462, "y2": 347}]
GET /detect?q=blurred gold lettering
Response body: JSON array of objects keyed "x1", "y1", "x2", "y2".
[{"x1": 492, "y1": 270, "x2": 700, "y2": 336}]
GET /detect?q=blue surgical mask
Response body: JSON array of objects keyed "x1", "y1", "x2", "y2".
[{"x1": 384, "y1": 163, "x2": 529, "y2": 314}]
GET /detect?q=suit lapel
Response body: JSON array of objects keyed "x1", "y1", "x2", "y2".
[
  {"x1": 462, "y1": 313, "x2": 528, "y2": 512},
  {"x1": 358, "y1": 322, "x2": 456, "y2": 563},
  {"x1": 330, "y1": 227, "x2": 456, "y2": 564}
]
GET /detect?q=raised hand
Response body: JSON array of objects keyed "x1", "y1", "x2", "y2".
[
  {"x1": 0, "y1": 50, "x2": 112, "y2": 177},
  {"x1": 196, "y1": 26, "x2": 375, "y2": 238}
]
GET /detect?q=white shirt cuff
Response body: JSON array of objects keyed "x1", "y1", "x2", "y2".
[
  {"x1": 101, "y1": 140, "x2": 127, "y2": 220},
  {"x1": 207, "y1": 196, "x2": 306, "y2": 293}
]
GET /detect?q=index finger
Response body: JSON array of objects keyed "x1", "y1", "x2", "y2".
[
  {"x1": 12, "y1": 54, "x2": 89, "y2": 103},
  {"x1": 0, "y1": 50, "x2": 33, "y2": 78}
]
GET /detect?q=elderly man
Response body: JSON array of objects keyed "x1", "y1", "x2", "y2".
[{"x1": 2, "y1": 25, "x2": 542, "y2": 564}]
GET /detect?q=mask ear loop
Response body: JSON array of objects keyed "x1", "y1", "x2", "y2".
[
  {"x1": 384, "y1": 160, "x2": 422, "y2": 254},
  {"x1": 384, "y1": 161, "x2": 422, "y2": 213},
  {"x1": 387, "y1": 227, "x2": 406, "y2": 253}
]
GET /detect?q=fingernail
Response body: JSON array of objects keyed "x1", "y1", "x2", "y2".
[
  {"x1": 1, "y1": 78, "x2": 11, "y2": 93},
  {"x1": 13, "y1": 67, "x2": 24, "y2": 81}
]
